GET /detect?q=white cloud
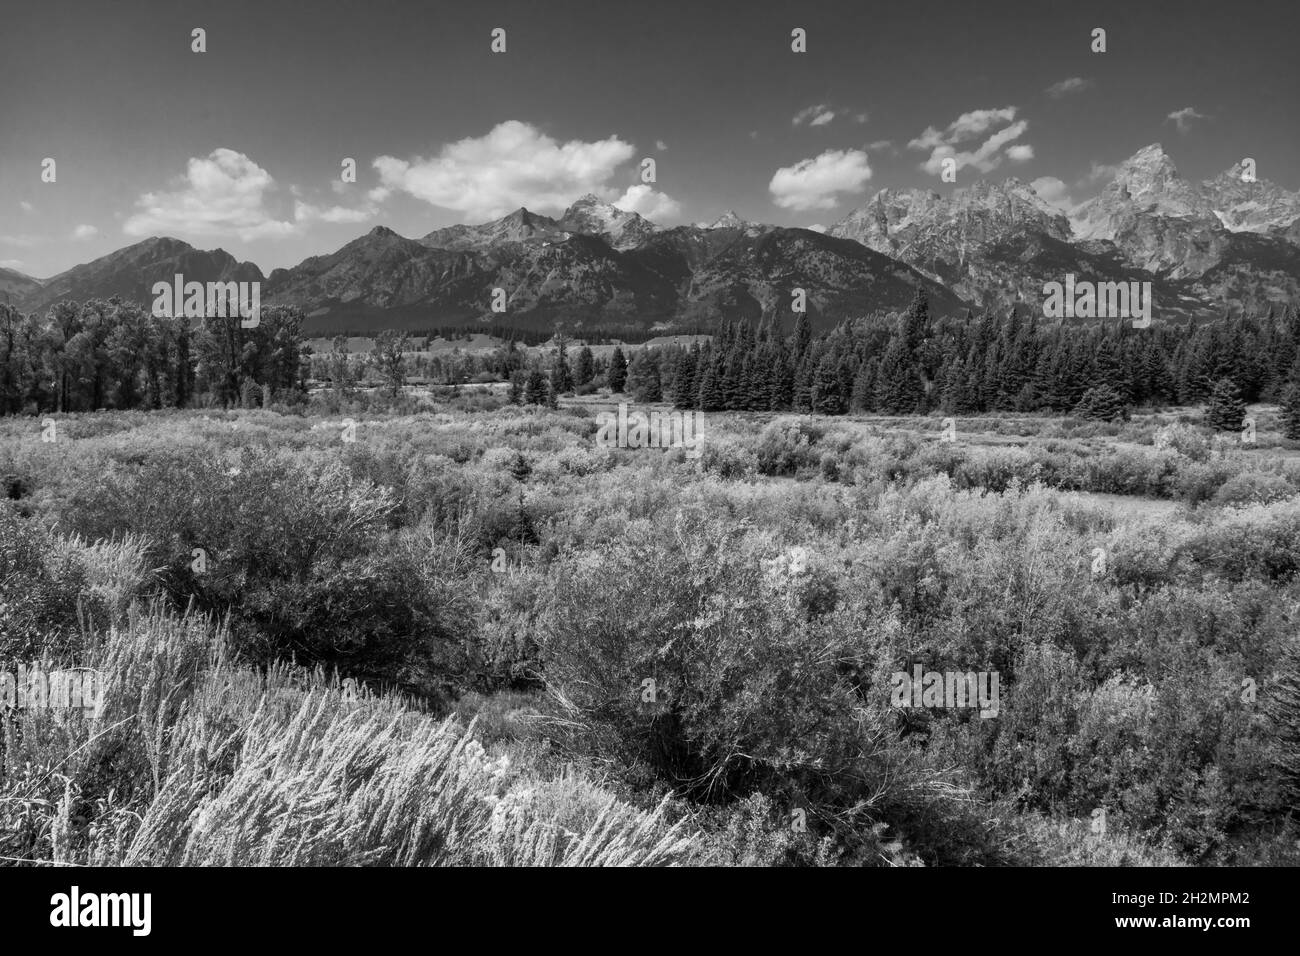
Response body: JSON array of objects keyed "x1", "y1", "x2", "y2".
[
  {"x1": 1046, "y1": 77, "x2": 1093, "y2": 98},
  {"x1": 1030, "y1": 176, "x2": 1079, "y2": 213},
  {"x1": 1081, "y1": 161, "x2": 1121, "y2": 185},
  {"x1": 0, "y1": 235, "x2": 39, "y2": 248},
  {"x1": 124, "y1": 148, "x2": 298, "y2": 241},
  {"x1": 655, "y1": 139, "x2": 668, "y2": 151},
  {"x1": 867, "y1": 139, "x2": 895, "y2": 153},
  {"x1": 613, "y1": 184, "x2": 682, "y2": 221},
  {"x1": 769, "y1": 149, "x2": 872, "y2": 211},
  {"x1": 793, "y1": 104, "x2": 836, "y2": 127},
  {"x1": 19, "y1": 201, "x2": 33, "y2": 213},
  {"x1": 806, "y1": 223, "x2": 827, "y2": 233},
  {"x1": 0, "y1": 259, "x2": 25, "y2": 270},
  {"x1": 1166, "y1": 107, "x2": 1208, "y2": 133},
  {"x1": 910, "y1": 107, "x2": 1031, "y2": 176},
  {"x1": 293, "y1": 201, "x2": 376, "y2": 225},
  {"x1": 71, "y1": 224, "x2": 99, "y2": 240},
  {"x1": 373, "y1": 121, "x2": 637, "y2": 221},
  {"x1": 852, "y1": 112, "x2": 869, "y2": 124}
]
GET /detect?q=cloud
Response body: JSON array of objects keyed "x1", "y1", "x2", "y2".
[
  {"x1": 867, "y1": 139, "x2": 896, "y2": 153},
  {"x1": 852, "y1": 112, "x2": 869, "y2": 124},
  {"x1": 1081, "y1": 160, "x2": 1121, "y2": 185},
  {"x1": 293, "y1": 201, "x2": 376, "y2": 225},
  {"x1": 918, "y1": 120, "x2": 1031, "y2": 176},
  {"x1": 769, "y1": 149, "x2": 872, "y2": 211},
  {"x1": 1166, "y1": 107, "x2": 1208, "y2": 133},
  {"x1": 613, "y1": 184, "x2": 682, "y2": 221},
  {"x1": 0, "y1": 235, "x2": 39, "y2": 248},
  {"x1": 373, "y1": 121, "x2": 637, "y2": 221},
  {"x1": 124, "y1": 148, "x2": 298, "y2": 240},
  {"x1": 1030, "y1": 176, "x2": 1078, "y2": 213},
  {"x1": 793, "y1": 104, "x2": 837, "y2": 127},
  {"x1": 909, "y1": 107, "x2": 1031, "y2": 176},
  {"x1": 1045, "y1": 77, "x2": 1093, "y2": 98},
  {"x1": 655, "y1": 139, "x2": 668, "y2": 151},
  {"x1": 910, "y1": 107, "x2": 1019, "y2": 150},
  {"x1": 0, "y1": 259, "x2": 25, "y2": 270},
  {"x1": 806, "y1": 223, "x2": 827, "y2": 233},
  {"x1": 71, "y1": 224, "x2": 99, "y2": 240},
  {"x1": 19, "y1": 201, "x2": 33, "y2": 213}
]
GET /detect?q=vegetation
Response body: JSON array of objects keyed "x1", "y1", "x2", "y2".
[{"x1": 4, "y1": 295, "x2": 1300, "y2": 866}]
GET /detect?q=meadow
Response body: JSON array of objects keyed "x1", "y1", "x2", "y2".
[{"x1": 4, "y1": 388, "x2": 1300, "y2": 866}]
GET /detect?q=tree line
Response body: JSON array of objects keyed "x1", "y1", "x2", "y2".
[
  {"x1": 593, "y1": 292, "x2": 1300, "y2": 432},
  {"x1": 0, "y1": 299, "x2": 306, "y2": 414}
]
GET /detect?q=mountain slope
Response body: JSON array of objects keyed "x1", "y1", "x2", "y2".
[
  {"x1": 0, "y1": 266, "x2": 42, "y2": 303},
  {"x1": 261, "y1": 211, "x2": 968, "y2": 331},
  {"x1": 18, "y1": 237, "x2": 264, "y2": 315}
]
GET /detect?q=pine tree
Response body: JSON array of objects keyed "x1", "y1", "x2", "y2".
[
  {"x1": 850, "y1": 359, "x2": 875, "y2": 413},
  {"x1": 575, "y1": 346, "x2": 595, "y2": 386},
  {"x1": 626, "y1": 349, "x2": 662, "y2": 402},
  {"x1": 608, "y1": 347, "x2": 628, "y2": 392},
  {"x1": 811, "y1": 355, "x2": 846, "y2": 415},
  {"x1": 792, "y1": 311, "x2": 812, "y2": 367},
  {"x1": 1282, "y1": 380, "x2": 1300, "y2": 440},
  {"x1": 875, "y1": 335, "x2": 922, "y2": 414},
  {"x1": 524, "y1": 367, "x2": 549, "y2": 406},
  {"x1": 672, "y1": 346, "x2": 698, "y2": 408},
  {"x1": 1205, "y1": 378, "x2": 1247, "y2": 432},
  {"x1": 551, "y1": 338, "x2": 574, "y2": 394},
  {"x1": 1073, "y1": 383, "x2": 1128, "y2": 422},
  {"x1": 697, "y1": 349, "x2": 724, "y2": 411},
  {"x1": 792, "y1": 356, "x2": 815, "y2": 413}
]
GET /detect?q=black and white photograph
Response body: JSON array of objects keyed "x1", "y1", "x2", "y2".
[{"x1": 0, "y1": 0, "x2": 1296, "y2": 930}]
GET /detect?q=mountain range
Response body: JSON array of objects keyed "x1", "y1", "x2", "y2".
[{"x1": 5, "y1": 145, "x2": 1298, "y2": 333}]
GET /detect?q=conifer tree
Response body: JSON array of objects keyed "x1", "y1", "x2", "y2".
[
  {"x1": 551, "y1": 338, "x2": 574, "y2": 395},
  {"x1": 1281, "y1": 379, "x2": 1300, "y2": 441},
  {"x1": 1073, "y1": 383, "x2": 1128, "y2": 422},
  {"x1": 524, "y1": 367, "x2": 549, "y2": 406},
  {"x1": 672, "y1": 347, "x2": 698, "y2": 408},
  {"x1": 875, "y1": 335, "x2": 922, "y2": 414},
  {"x1": 575, "y1": 346, "x2": 595, "y2": 386},
  {"x1": 1205, "y1": 377, "x2": 1247, "y2": 432},
  {"x1": 608, "y1": 347, "x2": 628, "y2": 393},
  {"x1": 626, "y1": 349, "x2": 662, "y2": 402}
]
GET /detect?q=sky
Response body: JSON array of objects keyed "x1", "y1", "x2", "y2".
[{"x1": 2, "y1": 0, "x2": 1297, "y2": 278}]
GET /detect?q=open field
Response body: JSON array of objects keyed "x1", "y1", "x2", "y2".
[{"x1": 4, "y1": 394, "x2": 1300, "y2": 867}]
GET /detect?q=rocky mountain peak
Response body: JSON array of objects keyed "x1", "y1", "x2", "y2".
[{"x1": 709, "y1": 210, "x2": 747, "y2": 229}]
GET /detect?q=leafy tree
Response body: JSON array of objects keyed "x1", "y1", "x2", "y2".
[{"x1": 372, "y1": 330, "x2": 408, "y2": 397}]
